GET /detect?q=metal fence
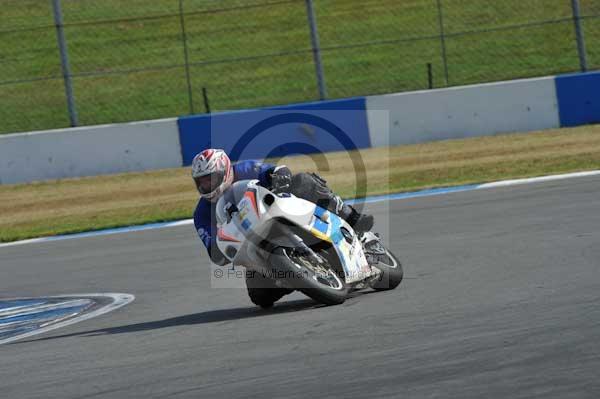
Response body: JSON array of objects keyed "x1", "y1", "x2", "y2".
[{"x1": 1, "y1": 0, "x2": 599, "y2": 134}]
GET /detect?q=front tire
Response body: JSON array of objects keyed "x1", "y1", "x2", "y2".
[
  {"x1": 246, "y1": 271, "x2": 293, "y2": 309},
  {"x1": 268, "y1": 247, "x2": 349, "y2": 306}
]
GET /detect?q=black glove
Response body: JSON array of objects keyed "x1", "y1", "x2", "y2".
[{"x1": 268, "y1": 166, "x2": 292, "y2": 194}]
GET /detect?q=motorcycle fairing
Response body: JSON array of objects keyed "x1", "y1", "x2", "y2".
[
  {"x1": 216, "y1": 180, "x2": 373, "y2": 284},
  {"x1": 309, "y1": 206, "x2": 372, "y2": 284}
]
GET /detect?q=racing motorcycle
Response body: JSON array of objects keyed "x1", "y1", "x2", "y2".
[{"x1": 215, "y1": 179, "x2": 403, "y2": 307}]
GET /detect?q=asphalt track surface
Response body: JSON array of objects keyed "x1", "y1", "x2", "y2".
[{"x1": 1, "y1": 176, "x2": 599, "y2": 398}]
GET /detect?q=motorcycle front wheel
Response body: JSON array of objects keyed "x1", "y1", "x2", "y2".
[{"x1": 268, "y1": 247, "x2": 348, "y2": 306}]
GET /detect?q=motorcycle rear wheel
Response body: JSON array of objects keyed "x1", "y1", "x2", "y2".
[{"x1": 369, "y1": 247, "x2": 404, "y2": 291}]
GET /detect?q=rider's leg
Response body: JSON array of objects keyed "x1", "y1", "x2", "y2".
[{"x1": 289, "y1": 172, "x2": 374, "y2": 233}]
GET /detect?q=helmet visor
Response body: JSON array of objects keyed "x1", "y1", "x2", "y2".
[{"x1": 194, "y1": 171, "x2": 225, "y2": 195}]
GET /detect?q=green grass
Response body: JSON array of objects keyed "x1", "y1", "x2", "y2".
[{"x1": 1, "y1": 0, "x2": 599, "y2": 134}]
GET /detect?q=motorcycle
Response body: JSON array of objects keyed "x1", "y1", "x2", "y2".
[{"x1": 215, "y1": 179, "x2": 403, "y2": 307}]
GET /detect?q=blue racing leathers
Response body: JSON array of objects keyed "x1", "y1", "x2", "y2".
[{"x1": 193, "y1": 160, "x2": 278, "y2": 265}]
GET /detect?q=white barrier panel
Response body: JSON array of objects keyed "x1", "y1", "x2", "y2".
[
  {"x1": 0, "y1": 118, "x2": 182, "y2": 185},
  {"x1": 366, "y1": 77, "x2": 560, "y2": 148}
]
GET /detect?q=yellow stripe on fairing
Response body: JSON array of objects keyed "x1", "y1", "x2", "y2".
[{"x1": 310, "y1": 228, "x2": 332, "y2": 243}]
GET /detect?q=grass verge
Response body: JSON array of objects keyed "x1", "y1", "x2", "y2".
[
  {"x1": 1, "y1": 124, "x2": 600, "y2": 242},
  {"x1": 2, "y1": 0, "x2": 599, "y2": 133}
]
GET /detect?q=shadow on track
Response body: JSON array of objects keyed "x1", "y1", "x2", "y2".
[
  {"x1": 19, "y1": 298, "x2": 320, "y2": 343},
  {"x1": 18, "y1": 289, "x2": 380, "y2": 344}
]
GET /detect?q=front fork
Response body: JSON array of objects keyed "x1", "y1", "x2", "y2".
[{"x1": 360, "y1": 231, "x2": 387, "y2": 269}]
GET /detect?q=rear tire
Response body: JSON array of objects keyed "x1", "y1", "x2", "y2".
[
  {"x1": 268, "y1": 247, "x2": 348, "y2": 306},
  {"x1": 369, "y1": 248, "x2": 403, "y2": 291}
]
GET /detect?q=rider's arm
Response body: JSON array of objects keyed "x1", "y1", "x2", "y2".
[
  {"x1": 194, "y1": 201, "x2": 230, "y2": 266},
  {"x1": 233, "y1": 160, "x2": 292, "y2": 192}
]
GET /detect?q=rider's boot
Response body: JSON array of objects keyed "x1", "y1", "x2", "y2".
[{"x1": 328, "y1": 194, "x2": 374, "y2": 233}]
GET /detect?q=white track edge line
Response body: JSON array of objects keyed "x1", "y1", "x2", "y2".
[{"x1": 0, "y1": 293, "x2": 135, "y2": 345}]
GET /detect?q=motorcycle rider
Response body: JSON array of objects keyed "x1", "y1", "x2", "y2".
[{"x1": 192, "y1": 148, "x2": 374, "y2": 307}]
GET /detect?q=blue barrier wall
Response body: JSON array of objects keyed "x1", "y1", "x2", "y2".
[
  {"x1": 178, "y1": 97, "x2": 370, "y2": 165},
  {"x1": 556, "y1": 71, "x2": 600, "y2": 127}
]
